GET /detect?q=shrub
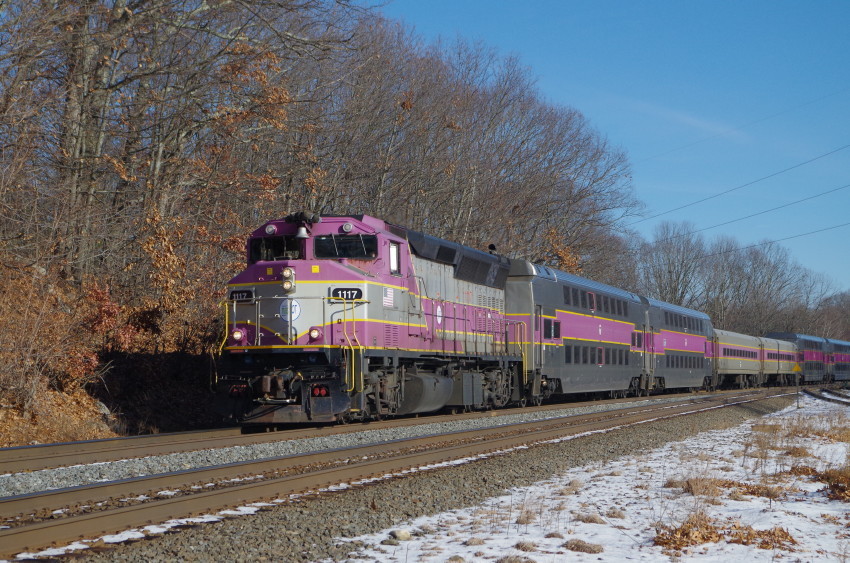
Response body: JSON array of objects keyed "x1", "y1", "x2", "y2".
[{"x1": 563, "y1": 539, "x2": 604, "y2": 554}]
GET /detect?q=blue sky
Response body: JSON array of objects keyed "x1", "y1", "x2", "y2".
[{"x1": 377, "y1": 0, "x2": 850, "y2": 292}]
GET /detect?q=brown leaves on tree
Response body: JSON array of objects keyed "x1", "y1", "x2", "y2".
[{"x1": 542, "y1": 227, "x2": 582, "y2": 274}]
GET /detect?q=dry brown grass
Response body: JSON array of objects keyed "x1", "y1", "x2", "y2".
[
  {"x1": 563, "y1": 539, "x2": 604, "y2": 554},
  {"x1": 727, "y1": 490, "x2": 746, "y2": 501},
  {"x1": 683, "y1": 477, "x2": 725, "y2": 497},
  {"x1": 817, "y1": 466, "x2": 850, "y2": 501},
  {"x1": 464, "y1": 537, "x2": 485, "y2": 546},
  {"x1": 727, "y1": 523, "x2": 798, "y2": 550},
  {"x1": 665, "y1": 475, "x2": 737, "y2": 499},
  {"x1": 783, "y1": 446, "x2": 811, "y2": 458},
  {"x1": 574, "y1": 512, "x2": 605, "y2": 524},
  {"x1": 655, "y1": 510, "x2": 799, "y2": 553},
  {"x1": 783, "y1": 464, "x2": 850, "y2": 501},
  {"x1": 0, "y1": 389, "x2": 116, "y2": 447},
  {"x1": 788, "y1": 465, "x2": 819, "y2": 476},
  {"x1": 558, "y1": 479, "x2": 583, "y2": 495},
  {"x1": 751, "y1": 422, "x2": 782, "y2": 434},
  {"x1": 654, "y1": 510, "x2": 723, "y2": 551},
  {"x1": 825, "y1": 427, "x2": 850, "y2": 443},
  {"x1": 515, "y1": 510, "x2": 536, "y2": 525},
  {"x1": 786, "y1": 413, "x2": 850, "y2": 443},
  {"x1": 738, "y1": 483, "x2": 786, "y2": 500},
  {"x1": 605, "y1": 507, "x2": 626, "y2": 519},
  {"x1": 513, "y1": 541, "x2": 537, "y2": 552},
  {"x1": 495, "y1": 557, "x2": 535, "y2": 563}
]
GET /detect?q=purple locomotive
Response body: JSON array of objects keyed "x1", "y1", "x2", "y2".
[{"x1": 215, "y1": 213, "x2": 841, "y2": 427}]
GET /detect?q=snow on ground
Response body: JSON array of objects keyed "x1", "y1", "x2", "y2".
[{"x1": 335, "y1": 395, "x2": 850, "y2": 562}]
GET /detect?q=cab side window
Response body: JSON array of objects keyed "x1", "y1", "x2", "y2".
[{"x1": 389, "y1": 242, "x2": 401, "y2": 275}]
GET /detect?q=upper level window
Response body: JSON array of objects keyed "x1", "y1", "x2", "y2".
[
  {"x1": 314, "y1": 235, "x2": 378, "y2": 260},
  {"x1": 249, "y1": 235, "x2": 301, "y2": 263}
]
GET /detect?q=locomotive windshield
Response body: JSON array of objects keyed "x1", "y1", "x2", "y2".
[
  {"x1": 314, "y1": 234, "x2": 378, "y2": 260},
  {"x1": 249, "y1": 236, "x2": 301, "y2": 263}
]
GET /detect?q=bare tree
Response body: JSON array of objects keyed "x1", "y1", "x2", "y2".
[{"x1": 636, "y1": 222, "x2": 706, "y2": 307}]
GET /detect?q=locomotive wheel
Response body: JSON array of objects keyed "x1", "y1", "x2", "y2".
[
  {"x1": 483, "y1": 368, "x2": 512, "y2": 409},
  {"x1": 336, "y1": 411, "x2": 352, "y2": 425}
]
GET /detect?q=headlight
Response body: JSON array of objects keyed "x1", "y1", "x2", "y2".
[
  {"x1": 282, "y1": 279, "x2": 294, "y2": 291},
  {"x1": 309, "y1": 327, "x2": 322, "y2": 340},
  {"x1": 282, "y1": 267, "x2": 294, "y2": 279},
  {"x1": 232, "y1": 329, "x2": 244, "y2": 341},
  {"x1": 264, "y1": 224, "x2": 277, "y2": 235}
]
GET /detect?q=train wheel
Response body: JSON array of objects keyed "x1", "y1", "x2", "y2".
[
  {"x1": 336, "y1": 412, "x2": 351, "y2": 425},
  {"x1": 487, "y1": 368, "x2": 512, "y2": 408}
]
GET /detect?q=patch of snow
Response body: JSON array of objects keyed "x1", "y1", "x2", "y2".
[{"x1": 332, "y1": 395, "x2": 850, "y2": 562}]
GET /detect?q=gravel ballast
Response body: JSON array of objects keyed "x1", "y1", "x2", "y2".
[{"x1": 72, "y1": 395, "x2": 795, "y2": 562}]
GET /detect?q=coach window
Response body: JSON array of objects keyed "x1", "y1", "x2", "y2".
[
  {"x1": 389, "y1": 242, "x2": 401, "y2": 275},
  {"x1": 565, "y1": 346, "x2": 573, "y2": 363},
  {"x1": 588, "y1": 292, "x2": 597, "y2": 311},
  {"x1": 553, "y1": 320, "x2": 561, "y2": 339}
]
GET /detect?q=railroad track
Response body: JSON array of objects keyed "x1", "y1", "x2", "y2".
[
  {"x1": 804, "y1": 388, "x2": 850, "y2": 405},
  {"x1": 0, "y1": 388, "x2": 789, "y2": 559},
  {"x1": 0, "y1": 387, "x2": 770, "y2": 473}
]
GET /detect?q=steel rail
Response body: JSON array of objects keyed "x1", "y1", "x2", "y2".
[
  {"x1": 0, "y1": 389, "x2": 787, "y2": 559},
  {"x1": 0, "y1": 428, "x2": 242, "y2": 474},
  {"x1": 804, "y1": 388, "x2": 850, "y2": 406}
]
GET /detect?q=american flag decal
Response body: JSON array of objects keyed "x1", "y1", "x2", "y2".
[{"x1": 382, "y1": 287, "x2": 394, "y2": 307}]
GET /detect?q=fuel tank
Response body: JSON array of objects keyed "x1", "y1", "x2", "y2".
[{"x1": 397, "y1": 373, "x2": 454, "y2": 415}]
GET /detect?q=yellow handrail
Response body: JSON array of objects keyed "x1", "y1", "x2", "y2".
[
  {"x1": 517, "y1": 321, "x2": 529, "y2": 385},
  {"x1": 217, "y1": 300, "x2": 230, "y2": 354},
  {"x1": 333, "y1": 297, "x2": 368, "y2": 393}
]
